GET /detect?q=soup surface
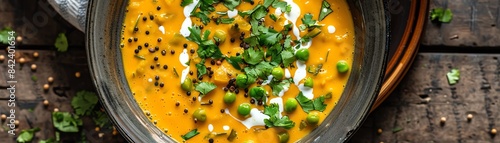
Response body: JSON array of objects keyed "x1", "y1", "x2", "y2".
[{"x1": 120, "y1": 0, "x2": 354, "y2": 142}]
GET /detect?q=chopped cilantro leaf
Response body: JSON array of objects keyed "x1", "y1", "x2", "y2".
[
  {"x1": 447, "y1": 68, "x2": 460, "y2": 85},
  {"x1": 264, "y1": 103, "x2": 295, "y2": 129},
  {"x1": 52, "y1": 111, "x2": 83, "y2": 132},
  {"x1": 196, "y1": 59, "x2": 207, "y2": 78},
  {"x1": 295, "y1": 91, "x2": 327, "y2": 113},
  {"x1": 187, "y1": 26, "x2": 224, "y2": 59},
  {"x1": 192, "y1": 11, "x2": 211, "y2": 25},
  {"x1": 295, "y1": 92, "x2": 315, "y2": 113},
  {"x1": 312, "y1": 96, "x2": 327, "y2": 112},
  {"x1": 55, "y1": 33, "x2": 68, "y2": 52},
  {"x1": 181, "y1": 0, "x2": 194, "y2": 7},
  {"x1": 319, "y1": 0, "x2": 333, "y2": 21},
  {"x1": 251, "y1": 6, "x2": 268, "y2": 21},
  {"x1": 281, "y1": 50, "x2": 295, "y2": 67},
  {"x1": 71, "y1": 90, "x2": 99, "y2": 116},
  {"x1": 430, "y1": 8, "x2": 453, "y2": 23},
  {"x1": 264, "y1": 0, "x2": 276, "y2": 7},
  {"x1": 195, "y1": 82, "x2": 217, "y2": 95},
  {"x1": 239, "y1": 5, "x2": 263, "y2": 17},
  {"x1": 270, "y1": 14, "x2": 278, "y2": 21},
  {"x1": 181, "y1": 129, "x2": 200, "y2": 140},
  {"x1": 223, "y1": 0, "x2": 241, "y2": 10},
  {"x1": 300, "y1": 28, "x2": 322, "y2": 43},
  {"x1": 216, "y1": 17, "x2": 235, "y2": 24},
  {"x1": 226, "y1": 56, "x2": 244, "y2": 70},
  {"x1": 272, "y1": 1, "x2": 289, "y2": 13},
  {"x1": 93, "y1": 111, "x2": 111, "y2": 128},
  {"x1": 243, "y1": 48, "x2": 264, "y2": 65},
  {"x1": 258, "y1": 30, "x2": 281, "y2": 46},
  {"x1": 255, "y1": 62, "x2": 274, "y2": 78},
  {"x1": 0, "y1": 27, "x2": 15, "y2": 44},
  {"x1": 16, "y1": 128, "x2": 40, "y2": 143},
  {"x1": 270, "y1": 79, "x2": 292, "y2": 96}
]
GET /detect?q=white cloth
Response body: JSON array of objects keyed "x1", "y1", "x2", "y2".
[{"x1": 48, "y1": 0, "x2": 88, "y2": 32}]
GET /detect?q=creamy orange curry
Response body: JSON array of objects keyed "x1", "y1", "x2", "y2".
[{"x1": 120, "y1": 0, "x2": 354, "y2": 142}]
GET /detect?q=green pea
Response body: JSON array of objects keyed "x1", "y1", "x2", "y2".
[
  {"x1": 238, "y1": 103, "x2": 251, "y2": 116},
  {"x1": 181, "y1": 78, "x2": 193, "y2": 91},
  {"x1": 271, "y1": 67, "x2": 285, "y2": 80},
  {"x1": 278, "y1": 132, "x2": 290, "y2": 143},
  {"x1": 224, "y1": 92, "x2": 237, "y2": 104},
  {"x1": 295, "y1": 49, "x2": 309, "y2": 61},
  {"x1": 193, "y1": 108, "x2": 207, "y2": 122},
  {"x1": 336, "y1": 60, "x2": 349, "y2": 73},
  {"x1": 284, "y1": 98, "x2": 298, "y2": 112},
  {"x1": 306, "y1": 112, "x2": 320, "y2": 125},
  {"x1": 214, "y1": 30, "x2": 227, "y2": 42},
  {"x1": 304, "y1": 77, "x2": 313, "y2": 88},
  {"x1": 235, "y1": 74, "x2": 249, "y2": 88},
  {"x1": 249, "y1": 86, "x2": 266, "y2": 100}
]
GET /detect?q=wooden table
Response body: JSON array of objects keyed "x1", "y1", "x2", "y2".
[{"x1": 0, "y1": 0, "x2": 499, "y2": 142}]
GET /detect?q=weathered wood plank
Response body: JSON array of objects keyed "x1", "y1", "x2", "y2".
[
  {"x1": 0, "y1": 0, "x2": 84, "y2": 46},
  {"x1": 0, "y1": 50, "x2": 124, "y2": 143},
  {"x1": 422, "y1": 0, "x2": 500, "y2": 47},
  {"x1": 352, "y1": 53, "x2": 500, "y2": 142}
]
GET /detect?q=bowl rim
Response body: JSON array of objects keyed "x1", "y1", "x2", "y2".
[{"x1": 85, "y1": 0, "x2": 389, "y2": 142}]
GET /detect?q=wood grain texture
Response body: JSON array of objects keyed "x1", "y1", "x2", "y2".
[
  {"x1": 352, "y1": 53, "x2": 500, "y2": 143},
  {"x1": 0, "y1": 0, "x2": 84, "y2": 46},
  {"x1": 0, "y1": 50, "x2": 124, "y2": 143},
  {"x1": 422, "y1": 0, "x2": 500, "y2": 47}
]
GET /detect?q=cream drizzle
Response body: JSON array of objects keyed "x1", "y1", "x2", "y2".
[{"x1": 180, "y1": 0, "x2": 200, "y2": 37}]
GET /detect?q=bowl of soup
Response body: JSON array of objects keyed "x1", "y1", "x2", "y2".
[{"x1": 86, "y1": 0, "x2": 388, "y2": 142}]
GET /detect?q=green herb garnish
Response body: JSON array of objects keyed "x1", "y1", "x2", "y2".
[
  {"x1": 295, "y1": 92, "x2": 327, "y2": 113},
  {"x1": 446, "y1": 68, "x2": 460, "y2": 85},
  {"x1": 16, "y1": 128, "x2": 40, "y2": 143},
  {"x1": 134, "y1": 55, "x2": 146, "y2": 60},
  {"x1": 0, "y1": 27, "x2": 15, "y2": 44},
  {"x1": 52, "y1": 111, "x2": 83, "y2": 132},
  {"x1": 181, "y1": 129, "x2": 200, "y2": 140},
  {"x1": 223, "y1": 0, "x2": 241, "y2": 10},
  {"x1": 318, "y1": 0, "x2": 333, "y2": 21},
  {"x1": 181, "y1": 0, "x2": 193, "y2": 7},
  {"x1": 227, "y1": 129, "x2": 237, "y2": 141},
  {"x1": 55, "y1": 33, "x2": 68, "y2": 52},
  {"x1": 430, "y1": 8, "x2": 453, "y2": 23},
  {"x1": 264, "y1": 103, "x2": 295, "y2": 129},
  {"x1": 71, "y1": 90, "x2": 99, "y2": 116},
  {"x1": 186, "y1": 26, "x2": 223, "y2": 59},
  {"x1": 196, "y1": 59, "x2": 207, "y2": 78},
  {"x1": 243, "y1": 48, "x2": 265, "y2": 65},
  {"x1": 195, "y1": 82, "x2": 217, "y2": 95}
]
